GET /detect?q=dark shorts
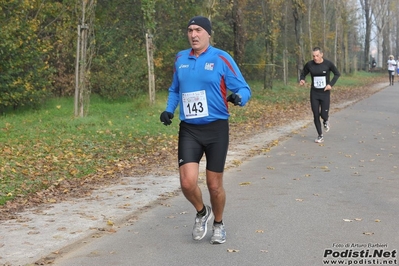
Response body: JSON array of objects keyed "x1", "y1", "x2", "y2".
[{"x1": 178, "y1": 120, "x2": 229, "y2": 173}]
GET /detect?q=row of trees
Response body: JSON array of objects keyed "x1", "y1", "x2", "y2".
[{"x1": 0, "y1": 0, "x2": 398, "y2": 113}]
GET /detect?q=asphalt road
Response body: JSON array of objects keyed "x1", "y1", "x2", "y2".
[{"x1": 49, "y1": 84, "x2": 399, "y2": 266}]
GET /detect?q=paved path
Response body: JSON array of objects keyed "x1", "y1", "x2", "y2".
[{"x1": 50, "y1": 85, "x2": 399, "y2": 266}]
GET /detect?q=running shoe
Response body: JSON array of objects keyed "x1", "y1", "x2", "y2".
[
  {"x1": 210, "y1": 223, "x2": 226, "y2": 244},
  {"x1": 192, "y1": 205, "x2": 213, "y2": 241},
  {"x1": 323, "y1": 120, "x2": 330, "y2": 132},
  {"x1": 315, "y1": 135, "x2": 324, "y2": 143}
]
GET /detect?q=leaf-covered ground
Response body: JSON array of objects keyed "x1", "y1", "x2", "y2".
[{"x1": 0, "y1": 75, "x2": 386, "y2": 221}]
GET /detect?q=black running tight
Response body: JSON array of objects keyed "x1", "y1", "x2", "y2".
[{"x1": 310, "y1": 89, "x2": 330, "y2": 136}]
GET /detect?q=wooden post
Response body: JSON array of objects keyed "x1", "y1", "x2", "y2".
[
  {"x1": 146, "y1": 33, "x2": 155, "y2": 105},
  {"x1": 74, "y1": 25, "x2": 81, "y2": 117}
]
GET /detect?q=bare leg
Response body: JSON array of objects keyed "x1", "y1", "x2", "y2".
[
  {"x1": 179, "y1": 163, "x2": 226, "y2": 222},
  {"x1": 179, "y1": 162, "x2": 204, "y2": 211},
  {"x1": 206, "y1": 169, "x2": 225, "y2": 222}
]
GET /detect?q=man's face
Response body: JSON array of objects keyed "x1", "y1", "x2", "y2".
[
  {"x1": 187, "y1": 25, "x2": 210, "y2": 53},
  {"x1": 312, "y1": 50, "x2": 323, "y2": 64}
]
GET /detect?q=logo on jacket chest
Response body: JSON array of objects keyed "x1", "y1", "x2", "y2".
[{"x1": 205, "y1": 62, "x2": 214, "y2": 71}]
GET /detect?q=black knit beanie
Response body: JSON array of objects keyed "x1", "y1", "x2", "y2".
[{"x1": 187, "y1": 16, "x2": 212, "y2": 35}]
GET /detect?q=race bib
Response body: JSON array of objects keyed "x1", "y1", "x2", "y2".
[
  {"x1": 182, "y1": 90, "x2": 209, "y2": 119},
  {"x1": 314, "y1": 76, "x2": 326, "y2": 89}
]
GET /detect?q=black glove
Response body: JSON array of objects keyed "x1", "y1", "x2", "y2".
[
  {"x1": 227, "y1": 93, "x2": 242, "y2": 106},
  {"x1": 160, "y1": 111, "x2": 174, "y2": 126}
]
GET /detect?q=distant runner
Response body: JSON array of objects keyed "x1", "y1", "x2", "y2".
[
  {"x1": 387, "y1": 55, "x2": 397, "y2": 85},
  {"x1": 299, "y1": 47, "x2": 341, "y2": 143}
]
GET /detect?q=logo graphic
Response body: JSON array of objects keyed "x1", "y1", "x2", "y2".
[
  {"x1": 205, "y1": 63, "x2": 214, "y2": 71},
  {"x1": 322, "y1": 243, "x2": 397, "y2": 265}
]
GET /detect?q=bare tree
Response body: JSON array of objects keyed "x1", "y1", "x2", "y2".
[
  {"x1": 233, "y1": 0, "x2": 247, "y2": 66},
  {"x1": 371, "y1": 0, "x2": 390, "y2": 68},
  {"x1": 396, "y1": 0, "x2": 399, "y2": 56},
  {"x1": 283, "y1": 1, "x2": 290, "y2": 85},
  {"x1": 359, "y1": 0, "x2": 372, "y2": 70},
  {"x1": 292, "y1": 0, "x2": 306, "y2": 81},
  {"x1": 142, "y1": 0, "x2": 156, "y2": 105},
  {"x1": 307, "y1": 0, "x2": 313, "y2": 55},
  {"x1": 74, "y1": 0, "x2": 96, "y2": 117},
  {"x1": 323, "y1": 0, "x2": 327, "y2": 51},
  {"x1": 261, "y1": 0, "x2": 283, "y2": 89}
]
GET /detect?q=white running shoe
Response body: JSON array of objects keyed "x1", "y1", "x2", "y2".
[
  {"x1": 210, "y1": 223, "x2": 226, "y2": 244},
  {"x1": 315, "y1": 135, "x2": 324, "y2": 143},
  {"x1": 192, "y1": 205, "x2": 213, "y2": 241},
  {"x1": 323, "y1": 121, "x2": 330, "y2": 132}
]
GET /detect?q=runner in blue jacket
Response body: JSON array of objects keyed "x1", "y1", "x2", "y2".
[
  {"x1": 164, "y1": 44, "x2": 251, "y2": 124},
  {"x1": 160, "y1": 16, "x2": 251, "y2": 245}
]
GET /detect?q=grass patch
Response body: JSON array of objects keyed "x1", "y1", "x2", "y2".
[{"x1": 0, "y1": 71, "x2": 385, "y2": 205}]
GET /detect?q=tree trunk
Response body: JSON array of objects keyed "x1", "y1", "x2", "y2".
[
  {"x1": 146, "y1": 33, "x2": 155, "y2": 105},
  {"x1": 292, "y1": 0, "x2": 305, "y2": 81},
  {"x1": 308, "y1": 0, "x2": 313, "y2": 55},
  {"x1": 396, "y1": 2, "x2": 399, "y2": 56},
  {"x1": 74, "y1": 0, "x2": 95, "y2": 117},
  {"x1": 323, "y1": 0, "x2": 326, "y2": 51},
  {"x1": 141, "y1": 0, "x2": 157, "y2": 105},
  {"x1": 74, "y1": 25, "x2": 81, "y2": 117},
  {"x1": 233, "y1": 0, "x2": 246, "y2": 65},
  {"x1": 360, "y1": 0, "x2": 372, "y2": 70},
  {"x1": 283, "y1": 2, "x2": 289, "y2": 85}
]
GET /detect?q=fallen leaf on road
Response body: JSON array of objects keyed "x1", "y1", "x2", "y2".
[
  {"x1": 343, "y1": 219, "x2": 353, "y2": 222},
  {"x1": 255, "y1": 230, "x2": 264, "y2": 233},
  {"x1": 363, "y1": 232, "x2": 374, "y2": 235},
  {"x1": 375, "y1": 219, "x2": 381, "y2": 222},
  {"x1": 239, "y1": 182, "x2": 251, "y2": 186},
  {"x1": 227, "y1": 249, "x2": 240, "y2": 253}
]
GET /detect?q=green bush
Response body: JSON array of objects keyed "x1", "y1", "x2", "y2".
[{"x1": 0, "y1": 1, "x2": 55, "y2": 112}]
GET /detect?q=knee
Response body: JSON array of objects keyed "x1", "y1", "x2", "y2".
[
  {"x1": 180, "y1": 175, "x2": 197, "y2": 192},
  {"x1": 207, "y1": 180, "x2": 224, "y2": 196}
]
